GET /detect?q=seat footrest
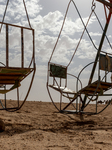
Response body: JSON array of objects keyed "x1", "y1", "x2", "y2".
[{"x1": 49, "y1": 85, "x2": 76, "y2": 94}]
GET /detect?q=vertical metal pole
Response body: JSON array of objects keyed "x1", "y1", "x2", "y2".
[
  {"x1": 60, "y1": 93, "x2": 62, "y2": 111},
  {"x1": 21, "y1": 28, "x2": 24, "y2": 68},
  {"x1": 33, "y1": 29, "x2": 35, "y2": 66},
  {"x1": 96, "y1": 97, "x2": 97, "y2": 114},
  {"x1": 60, "y1": 78, "x2": 62, "y2": 111},
  {"x1": 6, "y1": 24, "x2": 9, "y2": 67},
  {"x1": 5, "y1": 85, "x2": 6, "y2": 109},
  {"x1": 17, "y1": 87, "x2": 19, "y2": 108},
  {"x1": 81, "y1": 10, "x2": 112, "y2": 111}
]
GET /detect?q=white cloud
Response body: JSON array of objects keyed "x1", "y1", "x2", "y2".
[
  {"x1": 89, "y1": 32, "x2": 102, "y2": 37},
  {"x1": 0, "y1": 0, "x2": 111, "y2": 102}
]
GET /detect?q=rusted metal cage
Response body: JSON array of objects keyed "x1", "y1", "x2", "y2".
[{"x1": 0, "y1": 0, "x2": 36, "y2": 111}]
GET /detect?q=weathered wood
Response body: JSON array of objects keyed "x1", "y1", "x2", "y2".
[
  {"x1": 80, "y1": 80, "x2": 112, "y2": 95},
  {"x1": 0, "y1": 67, "x2": 33, "y2": 84}
]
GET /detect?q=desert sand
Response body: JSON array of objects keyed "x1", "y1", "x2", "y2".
[{"x1": 0, "y1": 100, "x2": 112, "y2": 150}]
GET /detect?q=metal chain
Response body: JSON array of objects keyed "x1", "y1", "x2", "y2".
[{"x1": 91, "y1": 0, "x2": 96, "y2": 11}]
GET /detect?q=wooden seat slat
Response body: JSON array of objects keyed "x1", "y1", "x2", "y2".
[
  {"x1": 0, "y1": 67, "x2": 33, "y2": 85},
  {"x1": 79, "y1": 80, "x2": 112, "y2": 95}
]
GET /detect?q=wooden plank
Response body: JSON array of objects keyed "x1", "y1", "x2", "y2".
[
  {"x1": 0, "y1": 73, "x2": 24, "y2": 75},
  {"x1": 0, "y1": 67, "x2": 34, "y2": 85},
  {"x1": 0, "y1": 76, "x2": 21, "y2": 79},
  {"x1": 90, "y1": 83, "x2": 111, "y2": 90},
  {"x1": 0, "y1": 80, "x2": 15, "y2": 84},
  {"x1": 100, "y1": 82, "x2": 112, "y2": 86},
  {"x1": 79, "y1": 80, "x2": 112, "y2": 95},
  {"x1": 0, "y1": 66, "x2": 33, "y2": 70},
  {"x1": 90, "y1": 84, "x2": 108, "y2": 89},
  {"x1": 82, "y1": 88, "x2": 101, "y2": 92}
]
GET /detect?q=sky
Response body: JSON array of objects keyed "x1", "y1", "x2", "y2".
[{"x1": 0, "y1": 0, "x2": 112, "y2": 103}]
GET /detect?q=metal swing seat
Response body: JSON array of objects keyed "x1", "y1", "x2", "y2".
[
  {"x1": 47, "y1": 0, "x2": 112, "y2": 115},
  {"x1": 0, "y1": 0, "x2": 36, "y2": 111}
]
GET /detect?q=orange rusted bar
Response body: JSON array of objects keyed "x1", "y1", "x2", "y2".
[
  {"x1": 0, "y1": 21, "x2": 32, "y2": 30},
  {"x1": 96, "y1": 0, "x2": 112, "y2": 8}
]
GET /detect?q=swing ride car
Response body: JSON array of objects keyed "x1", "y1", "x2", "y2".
[
  {"x1": 0, "y1": 0, "x2": 36, "y2": 111},
  {"x1": 47, "y1": 0, "x2": 112, "y2": 115}
]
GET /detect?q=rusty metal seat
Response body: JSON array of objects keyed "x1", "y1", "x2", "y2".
[
  {"x1": 79, "y1": 80, "x2": 112, "y2": 96},
  {"x1": 0, "y1": 67, "x2": 33, "y2": 94}
]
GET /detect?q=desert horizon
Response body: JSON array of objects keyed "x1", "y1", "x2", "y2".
[{"x1": 0, "y1": 100, "x2": 112, "y2": 150}]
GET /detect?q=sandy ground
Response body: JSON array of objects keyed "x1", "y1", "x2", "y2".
[{"x1": 0, "y1": 100, "x2": 112, "y2": 150}]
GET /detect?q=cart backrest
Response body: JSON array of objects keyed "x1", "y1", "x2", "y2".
[
  {"x1": 49, "y1": 63, "x2": 67, "y2": 87},
  {"x1": 99, "y1": 54, "x2": 112, "y2": 72},
  {"x1": 50, "y1": 63, "x2": 67, "y2": 79}
]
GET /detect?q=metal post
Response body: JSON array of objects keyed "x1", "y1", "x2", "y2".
[
  {"x1": 6, "y1": 24, "x2": 9, "y2": 67},
  {"x1": 5, "y1": 85, "x2": 6, "y2": 109},
  {"x1": 17, "y1": 87, "x2": 19, "y2": 108},
  {"x1": 21, "y1": 28, "x2": 24, "y2": 68}
]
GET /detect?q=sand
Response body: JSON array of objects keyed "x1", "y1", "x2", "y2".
[{"x1": 0, "y1": 100, "x2": 112, "y2": 150}]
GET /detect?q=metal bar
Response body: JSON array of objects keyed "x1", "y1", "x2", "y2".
[
  {"x1": 0, "y1": 107, "x2": 19, "y2": 110},
  {"x1": 101, "y1": 50, "x2": 112, "y2": 56},
  {"x1": 33, "y1": 29, "x2": 35, "y2": 65},
  {"x1": 60, "y1": 93, "x2": 62, "y2": 111},
  {"x1": 63, "y1": 94, "x2": 79, "y2": 110},
  {"x1": 21, "y1": 28, "x2": 24, "y2": 68},
  {"x1": 5, "y1": 85, "x2": 6, "y2": 109},
  {"x1": 96, "y1": 0, "x2": 112, "y2": 8},
  {"x1": 17, "y1": 67, "x2": 36, "y2": 110},
  {"x1": 0, "y1": 21, "x2": 33, "y2": 30},
  {"x1": 29, "y1": 29, "x2": 35, "y2": 68},
  {"x1": 17, "y1": 87, "x2": 19, "y2": 107},
  {"x1": 98, "y1": 94, "x2": 112, "y2": 96},
  {"x1": 60, "y1": 78, "x2": 62, "y2": 111},
  {"x1": 96, "y1": 97, "x2": 97, "y2": 113},
  {"x1": 6, "y1": 24, "x2": 9, "y2": 67},
  {"x1": 23, "y1": 0, "x2": 32, "y2": 28}
]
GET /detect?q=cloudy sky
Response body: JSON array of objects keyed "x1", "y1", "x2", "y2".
[{"x1": 0, "y1": 0, "x2": 112, "y2": 102}]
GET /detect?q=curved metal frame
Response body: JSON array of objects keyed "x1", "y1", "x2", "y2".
[
  {"x1": 0, "y1": 65, "x2": 36, "y2": 112},
  {"x1": 47, "y1": 57, "x2": 112, "y2": 115},
  {"x1": 47, "y1": 0, "x2": 112, "y2": 116},
  {"x1": 76, "y1": 60, "x2": 112, "y2": 115},
  {"x1": 0, "y1": 0, "x2": 36, "y2": 111},
  {"x1": 0, "y1": 26, "x2": 36, "y2": 111},
  {"x1": 46, "y1": 65, "x2": 83, "y2": 112}
]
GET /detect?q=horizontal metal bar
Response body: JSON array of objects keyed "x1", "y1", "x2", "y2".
[
  {"x1": 101, "y1": 50, "x2": 112, "y2": 56},
  {"x1": 0, "y1": 106, "x2": 19, "y2": 110},
  {"x1": 0, "y1": 21, "x2": 34, "y2": 30},
  {"x1": 99, "y1": 94, "x2": 112, "y2": 96}
]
